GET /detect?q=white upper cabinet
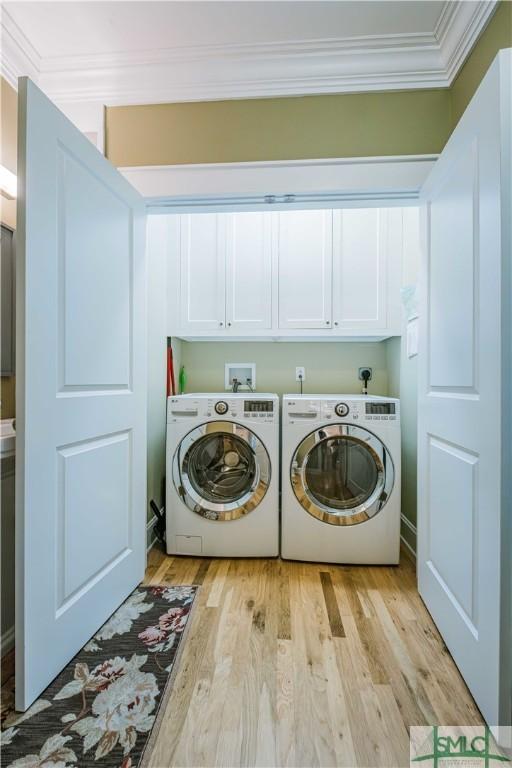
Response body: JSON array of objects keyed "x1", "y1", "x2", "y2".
[
  {"x1": 179, "y1": 213, "x2": 226, "y2": 332},
  {"x1": 333, "y1": 208, "x2": 387, "y2": 330},
  {"x1": 225, "y1": 212, "x2": 272, "y2": 331},
  {"x1": 167, "y1": 207, "x2": 403, "y2": 339},
  {"x1": 277, "y1": 210, "x2": 333, "y2": 329}
]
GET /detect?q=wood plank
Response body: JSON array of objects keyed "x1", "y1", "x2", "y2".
[
  {"x1": 206, "y1": 558, "x2": 231, "y2": 608},
  {"x1": 319, "y1": 571, "x2": 345, "y2": 638}
]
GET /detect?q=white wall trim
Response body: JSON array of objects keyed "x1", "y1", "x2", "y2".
[
  {"x1": 401, "y1": 535, "x2": 417, "y2": 561},
  {"x1": 146, "y1": 514, "x2": 159, "y2": 553},
  {"x1": 1, "y1": 625, "x2": 15, "y2": 657},
  {"x1": 400, "y1": 513, "x2": 417, "y2": 560},
  {"x1": 1, "y1": 8, "x2": 41, "y2": 87},
  {"x1": 120, "y1": 155, "x2": 437, "y2": 207},
  {"x1": 438, "y1": 0, "x2": 498, "y2": 82},
  {"x1": 1, "y1": 2, "x2": 498, "y2": 105}
]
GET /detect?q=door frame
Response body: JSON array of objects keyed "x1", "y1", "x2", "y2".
[{"x1": 120, "y1": 154, "x2": 436, "y2": 212}]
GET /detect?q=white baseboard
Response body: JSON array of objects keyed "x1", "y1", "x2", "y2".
[
  {"x1": 1, "y1": 625, "x2": 15, "y2": 657},
  {"x1": 400, "y1": 534, "x2": 417, "y2": 561},
  {"x1": 400, "y1": 513, "x2": 417, "y2": 561},
  {"x1": 146, "y1": 513, "x2": 160, "y2": 553}
]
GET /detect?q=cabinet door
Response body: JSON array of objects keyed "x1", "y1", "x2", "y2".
[
  {"x1": 179, "y1": 213, "x2": 225, "y2": 332},
  {"x1": 277, "y1": 210, "x2": 332, "y2": 329},
  {"x1": 332, "y1": 208, "x2": 388, "y2": 330},
  {"x1": 225, "y1": 212, "x2": 272, "y2": 331}
]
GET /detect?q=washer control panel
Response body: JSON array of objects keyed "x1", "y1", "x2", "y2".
[
  {"x1": 168, "y1": 396, "x2": 276, "y2": 423},
  {"x1": 243, "y1": 399, "x2": 275, "y2": 421}
]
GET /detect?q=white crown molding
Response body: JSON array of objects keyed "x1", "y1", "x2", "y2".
[
  {"x1": 0, "y1": 7, "x2": 41, "y2": 87},
  {"x1": 0, "y1": 1, "x2": 499, "y2": 105},
  {"x1": 436, "y1": 0, "x2": 498, "y2": 81}
]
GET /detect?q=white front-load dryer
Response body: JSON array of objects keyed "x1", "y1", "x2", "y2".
[
  {"x1": 281, "y1": 395, "x2": 401, "y2": 564},
  {"x1": 166, "y1": 393, "x2": 279, "y2": 557}
]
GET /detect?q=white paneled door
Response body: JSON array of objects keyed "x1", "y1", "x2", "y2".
[
  {"x1": 418, "y1": 50, "x2": 511, "y2": 740},
  {"x1": 16, "y1": 78, "x2": 147, "y2": 710}
]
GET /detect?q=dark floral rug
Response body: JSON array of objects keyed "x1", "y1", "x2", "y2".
[{"x1": 0, "y1": 585, "x2": 197, "y2": 768}]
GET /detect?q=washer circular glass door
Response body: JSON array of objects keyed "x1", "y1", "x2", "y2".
[
  {"x1": 291, "y1": 424, "x2": 394, "y2": 526},
  {"x1": 173, "y1": 421, "x2": 271, "y2": 521}
]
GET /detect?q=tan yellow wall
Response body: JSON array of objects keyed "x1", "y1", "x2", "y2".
[
  {"x1": 451, "y1": 1, "x2": 512, "y2": 126},
  {"x1": 1, "y1": 77, "x2": 17, "y2": 420},
  {"x1": 105, "y1": 89, "x2": 451, "y2": 166}
]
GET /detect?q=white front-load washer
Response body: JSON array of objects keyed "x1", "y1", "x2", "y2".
[
  {"x1": 281, "y1": 395, "x2": 401, "y2": 564},
  {"x1": 166, "y1": 393, "x2": 279, "y2": 557}
]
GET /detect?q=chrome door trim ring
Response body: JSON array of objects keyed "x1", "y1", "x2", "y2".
[
  {"x1": 290, "y1": 423, "x2": 394, "y2": 526},
  {"x1": 173, "y1": 420, "x2": 271, "y2": 521}
]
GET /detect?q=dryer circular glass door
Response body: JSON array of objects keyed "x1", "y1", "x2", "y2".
[
  {"x1": 291, "y1": 424, "x2": 394, "y2": 526},
  {"x1": 173, "y1": 421, "x2": 271, "y2": 521}
]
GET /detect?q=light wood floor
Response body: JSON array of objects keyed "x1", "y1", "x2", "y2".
[{"x1": 143, "y1": 547, "x2": 483, "y2": 768}]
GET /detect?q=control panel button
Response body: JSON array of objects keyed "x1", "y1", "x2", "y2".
[
  {"x1": 214, "y1": 400, "x2": 229, "y2": 415},
  {"x1": 334, "y1": 402, "x2": 350, "y2": 417}
]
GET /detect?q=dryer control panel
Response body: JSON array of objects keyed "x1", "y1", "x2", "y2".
[{"x1": 283, "y1": 396, "x2": 400, "y2": 425}]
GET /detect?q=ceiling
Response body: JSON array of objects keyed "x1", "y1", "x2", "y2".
[
  {"x1": 4, "y1": 2, "x2": 447, "y2": 56},
  {"x1": 1, "y1": 1, "x2": 498, "y2": 105}
]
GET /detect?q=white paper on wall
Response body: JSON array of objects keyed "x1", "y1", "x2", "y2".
[
  {"x1": 401, "y1": 284, "x2": 419, "y2": 321},
  {"x1": 407, "y1": 316, "x2": 419, "y2": 358}
]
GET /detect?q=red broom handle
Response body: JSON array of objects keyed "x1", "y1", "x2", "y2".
[{"x1": 167, "y1": 342, "x2": 176, "y2": 397}]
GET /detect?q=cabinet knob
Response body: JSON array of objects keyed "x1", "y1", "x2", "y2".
[
  {"x1": 219, "y1": 321, "x2": 224, "y2": 327},
  {"x1": 228, "y1": 322, "x2": 232, "y2": 327},
  {"x1": 326, "y1": 320, "x2": 330, "y2": 325},
  {"x1": 334, "y1": 321, "x2": 339, "y2": 326}
]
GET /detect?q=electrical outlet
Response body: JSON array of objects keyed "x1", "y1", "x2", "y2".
[
  {"x1": 296, "y1": 366, "x2": 306, "y2": 381},
  {"x1": 358, "y1": 367, "x2": 373, "y2": 381}
]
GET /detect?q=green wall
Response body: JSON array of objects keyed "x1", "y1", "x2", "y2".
[
  {"x1": 180, "y1": 341, "x2": 389, "y2": 397},
  {"x1": 385, "y1": 207, "x2": 420, "y2": 554},
  {"x1": 385, "y1": 335, "x2": 418, "y2": 554}
]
